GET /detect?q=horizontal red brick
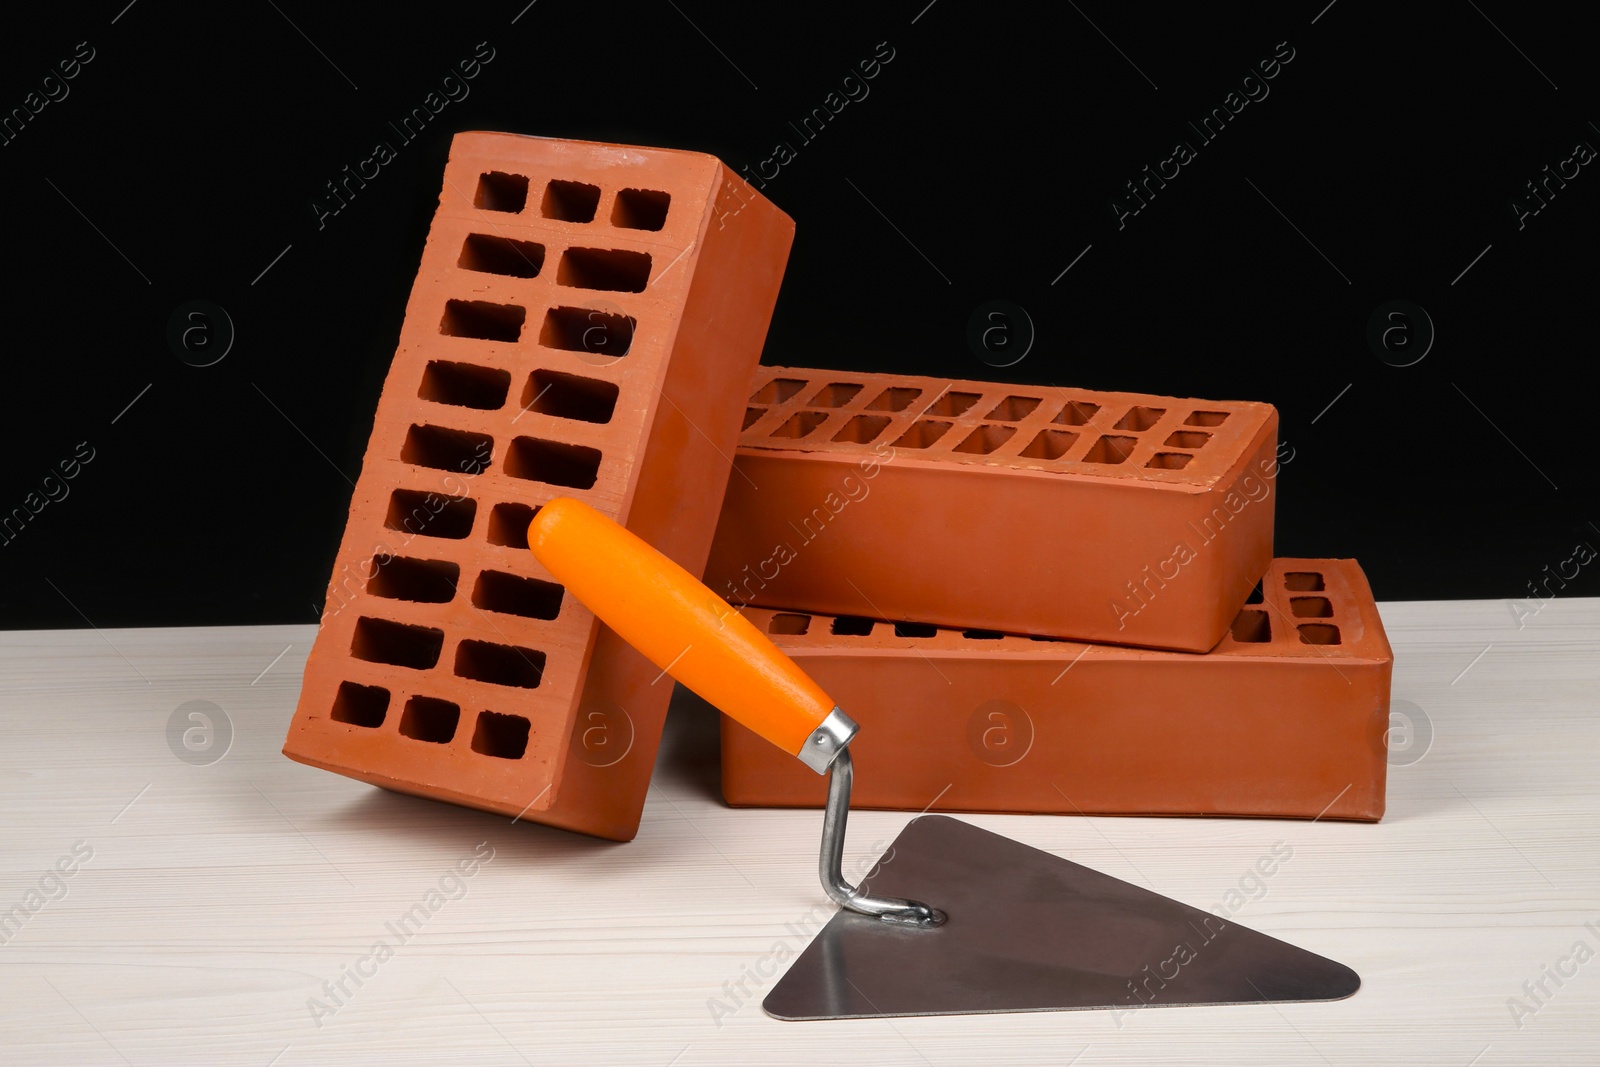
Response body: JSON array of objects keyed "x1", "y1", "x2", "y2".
[
  {"x1": 721, "y1": 558, "x2": 1390, "y2": 821},
  {"x1": 284, "y1": 132, "x2": 794, "y2": 840},
  {"x1": 705, "y1": 367, "x2": 1281, "y2": 652}
]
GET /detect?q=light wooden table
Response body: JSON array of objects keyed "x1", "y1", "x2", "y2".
[{"x1": 1, "y1": 597, "x2": 1596, "y2": 1065}]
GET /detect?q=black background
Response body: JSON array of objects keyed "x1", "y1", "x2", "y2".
[{"x1": 2, "y1": 1, "x2": 1595, "y2": 630}]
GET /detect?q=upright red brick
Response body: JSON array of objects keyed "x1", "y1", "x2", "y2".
[
  {"x1": 283, "y1": 132, "x2": 794, "y2": 840},
  {"x1": 705, "y1": 367, "x2": 1282, "y2": 652},
  {"x1": 721, "y1": 559, "x2": 1390, "y2": 821}
]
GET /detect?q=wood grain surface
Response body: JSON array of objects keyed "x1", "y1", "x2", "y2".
[{"x1": 1, "y1": 596, "x2": 1596, "y2": 1064}]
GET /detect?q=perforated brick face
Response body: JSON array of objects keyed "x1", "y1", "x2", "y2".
[
  {"x1": 741, "y1": 371, "x2": 1270, "y2": 484},
  {"x1": 284, "y1": 132, "x2": 794, "y2": 840},
  {"x1": 721, "y1": 559, "x2": 1392, "y2": 821},
  {"x1": 706, "y1": 366, "x2": 1282, "y2": 652}
]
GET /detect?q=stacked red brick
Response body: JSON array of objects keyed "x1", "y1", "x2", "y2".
[
  {"x1": 706, "y1": 367, "x2": 1284, "y2": 652},
  {"x1": 710, "y1": 370, "x2": 1393, "y2": 820},
  {"x1": 283, "y1": 132, "x2": 793, "y2": 840},
  {"x1": 721, "y1": 559, "x2": 1390, "y2": 820}
]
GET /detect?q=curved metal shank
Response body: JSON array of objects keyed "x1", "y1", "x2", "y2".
[{"x1": 819, "y1": 749, "x2": 946, "y2": 927}]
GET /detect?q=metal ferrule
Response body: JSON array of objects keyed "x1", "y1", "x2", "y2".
[{"x1": 796, "y1": 707, "x2": 858, "y2": 774}]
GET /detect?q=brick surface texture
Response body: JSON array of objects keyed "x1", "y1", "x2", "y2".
[
  {"x1": 706, "y1": 367, "x2": 1281, "y2": 652},
  {"x1": 721, "y1": 558, "x2": 1391, "y2": 821},
  {"x1": 283, "y1": 132, "x2": 794, "y2": 840}
]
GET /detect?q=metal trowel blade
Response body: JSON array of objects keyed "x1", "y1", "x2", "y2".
[{"x1": 764, "y1": 816, "x2": 1360, "y2": 1021}]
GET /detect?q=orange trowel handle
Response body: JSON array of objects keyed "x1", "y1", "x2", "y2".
[{"x1": 527, "y1": 497, "x2": 854, "y2": 772}]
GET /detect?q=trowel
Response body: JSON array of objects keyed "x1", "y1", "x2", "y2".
[{"x1": 527, "y1": 497, "x2": 1360, "y2": 1021}]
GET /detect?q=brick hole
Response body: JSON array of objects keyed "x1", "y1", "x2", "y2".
[
  {"x1": 751, "y1": 378, "x2": 806, "y2": 404},
  {"x1": 455, "y1": 640, "x2": 546, "y2": 689},
  {"x1": 963, "y1": 629, "x2": 1005, "y2": 640},
  {"x1": 986, "y1": 396, "x2": 1041, "y2": 421},
  {"x1": 458, "y1": 234, "x2": 545, "y2": 278},
  {"x1": 611, "y1": 187, "x2": 671, "y2": 231},
  {"x1": 522, "y1": 370, "x2": 618, "y2": 424},
  {"x1": 1053, "y1": 401, "x2": 1100, "y2": 426},
  {"x1": 505, "y1": 437, "x2": 602, "y2": 489},
  {"x1": 926, "y1": 391, "x2": 981, "y2": 417},
  {"x1": 440, "y1": 299, "x2": 525, "y2": 342},
  {"x1": 350, "y1": 618, "x2": 444, "y2": 669},
  {"x1": 1164, "y1": 430, "x2": 1212, "y2": 449},
  {"x1": 486, "y1": 503, "x2": 540, "y2": 548},
  {"x1": 833, "y1": 415, "x2": 891, "y2": 444},
  {"x1": 331, "y1": 681, "x2": 389, "y2": 728},
  {"x1": 1185, "y1": 410, "x2": 1230, "y2": 427},
  {"x1": 366, "y1": 555, "x2": 460, "y2": 604},
  {"x1": 1020, "y1": 429, "x2": 1077, "y2": 460},
  {"x1": 954, "y1": 424, "x2": 1017, "y2": 455},
  {"x1": 1114, "y1": 406, "x2": 1166, "y2": 431},
  {"x1": 472, "y1": 570, "x2": 564, "y2": 620},
  {"x1": 865, "y1": 387, "x2": 922, "y2": 412},
  {"x1": 831, "y1": 616, "x2": 875, "y2": 636},
  {"x1": 808, "y1": 383, "x2": 863, "y2": 407},
  {"x1": 1083, "y1": 435, "x2": 1137, "y2": 464},
  {"x1": 385, "y1": 490, "x2": 476, "y2": 540},
  {"x1": 472, "y1": 710, "x2": 531, "y2": 759},
  {"x1": 557, "y1": 247, "x2": 652, "y2": 292},
  {"x1": 742, "y1": 407, "x2": 764, "y2": 430},
  {"x1": 1284, "y1": 571, "x2": 1325, "y2": 591},
  {"x1": 893, "y1": 621, "x2": 938, "y2": 638},
  {"x1": 768, "y1": 613, "x2": 810, "y2": 635},
  {"x1": 1231, "y1": 610, "x2": 1271, "y2": 643},
  {"x1": 1146, "y1": 453, "x2": 1193, "y2": 470},
  {"x1": 1291, "y1": 596, "x2": 1334, "y2": 618},
  {"x1": 474, "y1": 171, "x2": 528, "y2": 212},
  {"x1": 892, "y1": 420, "x2": 952, "y2": 449},
  {"x1": 541, "y1": 306, "x2": 635, "y2": 358},
  {"x1": 419, "y1": 360, "x2": 511, "y2": 410},
  {"x1": 541, "y1": 180, "x2": 600, "y2": 222},
  {"x1": 402, "y1": 425, "x2": 494, "y2": 474},
  {"x1": 1245, "y1": 580, "x2": 1264, "y2": 604},
  {"x1": 772, "y1": 411, "x2": 828, "y2": 439},
  {"x1": 1297, "y1": 624, "x2": 1341, "y2": 645},
  {"x1": 399, "y1": 696, "x2": 460, "y2": 744}
]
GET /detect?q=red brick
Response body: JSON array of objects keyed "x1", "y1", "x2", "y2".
[
  {"x1": 283, "y1": 132, "x2": 794, "y2": 840},
  {"x1": 721, "y1": 559, "x2": 1391, "y2": 821},
  {"x1": 705, "y1": 367, "x2": 1281, "y2": 652}
]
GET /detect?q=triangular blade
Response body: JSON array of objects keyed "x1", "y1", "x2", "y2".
[{"x1": 765, "y1": 816, "x2": 1359, "y2": 1021}]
